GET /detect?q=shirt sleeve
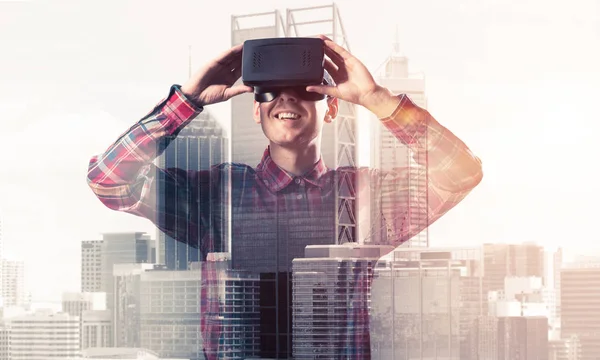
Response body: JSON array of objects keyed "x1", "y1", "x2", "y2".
[
  {"x1": 86, "y1": 85, "x2": 216, "y2": 250},
  {"x1": 360, "y1": 94, "x2": 483, "y2": 247}
]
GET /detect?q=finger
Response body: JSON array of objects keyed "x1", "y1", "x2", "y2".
[
  {"x1": 305, "y1": 84, "x2": 339, "y2": 98},
  {"x1": 214, "y1": 43, "x2": 244, "y2": 67},
  {"x1": 323, "y1": 58, "x2": 339, "y2": 79},
  {"x1": 322, "y1": 38, "x2": 352, "y2": 62},
  {"x1": 324, "y1": 47, "x2": 346, "y2": 70},
  {"x1": 224, "y1": 84, "x2": 253, "y2": 99}
]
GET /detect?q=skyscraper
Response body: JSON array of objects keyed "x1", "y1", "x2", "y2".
[
  {"x1": 2, "y1": 259, "x2": 25, "y2": 308},
  {"x1": 482, "y1": 243, "x2": 545, "y2": 303},
  {"x1": 99, "y1": 232, "x2": 155, "y2": 312},
  {"x1": 81, "y1": 240, "x2": 103, "y2": 292},
  {"x1": 292, "y1": 244, "x2": 393, "y2": 359},
  {"x1": 371, "y1": 248, "x2": 480, "y2": 360},
  {"x1": 139, "y1": 263, "x2": 204, "y2": 360},
  {"x1": 113, "y1": 263, "x2": 154, "y2": 348},
  {"x1": 554, "y1": 247, "x2": 563, "y2": 322},
  {"x1": 156, "y1": 109, "x2": 228, "y2": 269},
  {"x1": 368, "y1": 33, "x2": 428, "y2": 247},
  {"x1": 230, "y1": 4, "x2": 358, "y2": 244},
  {"x1": 561, "y1": 263, "x2": 600, "y2": 360},
  {"x1": 228, "y1": 6, "x2": 358, "y2": 358}
]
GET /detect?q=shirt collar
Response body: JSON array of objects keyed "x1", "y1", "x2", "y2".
[{"x1": 256, "y1": 147, "x2": 329, "y2": 192}]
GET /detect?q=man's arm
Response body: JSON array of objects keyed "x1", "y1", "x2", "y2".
[
  {"x1": 367, "y1": 92, "x2": 483, "y2": 246},
  {"x1": 87, "y1": 43, "x2": 251, "y2": 254},
  {"x1": 307, "y1": 35, "x2": 482, "y2": 247},
  {"x1": 87, "y1": 85, "x2": 209, "y2": 247}
]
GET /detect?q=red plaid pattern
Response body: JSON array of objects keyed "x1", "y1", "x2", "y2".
[{"x1": 87, "y1": 85, "x2": 483, "y2": 359}]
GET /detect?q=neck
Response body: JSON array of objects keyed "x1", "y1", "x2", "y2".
[{"x1": 268, "y1": 141, "x2": 320, "y2": 176}]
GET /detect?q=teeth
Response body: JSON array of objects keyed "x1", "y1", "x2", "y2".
[{"x1": 276, "y1": 112, "x2": 300, "y2": 119}]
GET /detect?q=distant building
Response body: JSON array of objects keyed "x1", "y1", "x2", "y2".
[
  {"x1": 155, "y1": 109, "x2": 228, "y2": 270},
  {"x1": 8, "y1": 310, "x2": 80, "y2": 359},
  {"x1": 113, "y1": 263, "x2": 154, "y2": 348},
  {"x1": 139, "y1": 264, "x2": 204, "y2": 360},
  {"x1": 370, "y1": 247, "x2": 482, "y2": 360},
  {"x1": 82, "y1": 309, "x2": 112, "y2": 349},
  {"x1": 483, "y1": 243, "x2": 545, "y2": 306},
  {"x1": 62, "y1": 291, "x2": 106, "y2": 317},
  {"x1": 473, "y1": 316, "x2": 548, "y2": 360},
  {"x1": 0, "y1": 325, "x2": 9, "y2": 360},
  {"x1": 2, "y1": 259, "x2": 25, "y2": 308},
  {"x1": 561, "y1": 263, "x2": 600, "y2": 360},
  {"x1": 99, "y1": 232, "x2": 155, "y2": 312},
  {"x1": 82, "y1": 240, "x2": 103, "y2": 292},
  {"x1": 293, "y1": 244, "x2": 393, "y2": 359},
  {"x1": 368, "y1": 34, "x2": 428, "y2": 248}
]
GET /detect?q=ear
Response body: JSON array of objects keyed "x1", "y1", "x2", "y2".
[
  {"x1": 253, "y1": 100, "x2": 261, "y2": 124},
  {"x1": 324, "y1": 96, "x2": 339, "y2": 123}
]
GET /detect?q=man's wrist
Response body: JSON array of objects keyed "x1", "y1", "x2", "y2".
[{"x1": 362, "y1": 86, "x2": 401, "y2": 119}]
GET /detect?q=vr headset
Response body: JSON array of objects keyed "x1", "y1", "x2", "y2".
[{"x1": 241, "y1": 37, "x2": 333, "y2": 103}]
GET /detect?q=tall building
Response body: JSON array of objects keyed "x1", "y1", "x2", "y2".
[
  {"x1": 482, "y1": 243, "x2": 545, "y2": 303},
  {"x1": 100, "y1": 232, "x2": 155, "y2": 312},
  {"x1": 2, "y1": 259, "x2": 25, "y2": 308},
  {"x1": 82, "y1": 240, "x2": 103, "y2": 292},
  {"x1": 368, "y1": 33, "x2": 429, "y2": 248},
  {"x1": 208, "y1": 253, "x2": 261, "y2": 360},
  {"x1": 473, "y1": 316, "x2": 548, "y2": 360},
  {"x1": 62, "y1": 291, "x2": 107, "y2": 349},
  {"x1": 561, "y1": 263, "x2": 600, "y2": 360},
  {"x1": 370, "y1": 247, "x2": 481, "y2": 360},
  {"x1": 8, "y1": 310, "x2": 80, "y2": 359},
  {"x1": 292, "y1": 244, "x2": 393, "y2": 359},
  {"x1": 554, "y1": 247, "x2": 563, "y2": 322},
  {"x1": 498, "y1": 316, "x2": 548, "y2": 360},
  {"x1": 227, "y1": 6, "x2": 358, "y2": 359},
  {"x1": 113, "y1": 263, "x2": 154, "y2": 348},
  {"x1": 156, "y1": 109, "x2": 228, "y2": 269},
  {"x1": 230, "y1": 4, "x2": 358, "y2": 244},
  {"x1": 139, "y1": 264, "x2": 204, "y2": 360}
]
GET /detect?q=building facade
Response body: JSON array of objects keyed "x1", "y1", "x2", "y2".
[
  {"x1": 8, "y1": 310, "x2": 80, "y2": 359},
  {"x1": 155, "y1": 109, "x2": 228, "y2": 269},
  {"x1": 368, "y1": 38, "x2": 429, "y2": 248},
  {"x1": 2, "y1": 259, "x2": 25, "y2": 308},
  {"x1": 561, "y1": 264, "x2": 600, "y2": 360},
  {"x1": 81, "y1": 240, "x2": 103, "y2": 292}
]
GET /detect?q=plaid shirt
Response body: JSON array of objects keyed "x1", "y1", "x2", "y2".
[{"x1": 87, "y1": 85, "x2": 482, "y2": 359}]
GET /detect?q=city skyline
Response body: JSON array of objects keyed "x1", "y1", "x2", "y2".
[{"x1": 0, "y1": 0, "x2": 599, "y2": 304}]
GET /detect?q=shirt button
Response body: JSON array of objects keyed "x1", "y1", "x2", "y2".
[
  {"x1": 296, "y1": 194, "x2": 303, "y2": 200},
  {"x1": 294, "y1": 178, "x2": 301, "y2": 184}
]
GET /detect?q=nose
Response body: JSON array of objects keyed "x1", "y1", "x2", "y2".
[{"x1": 277, "y1": 88, "x2": 299, "y2": 102}]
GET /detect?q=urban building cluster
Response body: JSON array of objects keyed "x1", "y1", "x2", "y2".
[{"x1": 0, "y1": 3, "x2": 595, "y2": 360}]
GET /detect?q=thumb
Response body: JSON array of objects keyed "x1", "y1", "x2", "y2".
[
  {"x1": 306, "y1": 84, "x2": 339, "y2": 98},
  {"x1": 224, "y1": 85, "x2": 253, "y2": 99}
]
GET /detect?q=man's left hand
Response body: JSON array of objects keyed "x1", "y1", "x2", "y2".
[{"x1": 306, "y1": 35, "x2": 400, "y2": 118}]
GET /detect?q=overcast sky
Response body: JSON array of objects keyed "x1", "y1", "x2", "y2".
[{"x1": 0, "y1": 0, "x2": 599, "y2": 301}]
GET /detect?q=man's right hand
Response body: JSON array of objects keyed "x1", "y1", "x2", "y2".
[{"x1": 181, "y1": 43, "x2": 253, "y2": 107}]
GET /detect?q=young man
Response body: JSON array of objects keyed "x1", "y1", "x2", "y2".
[{"x1": 87, "y1": 35, "x2": 482, "y2": 359}]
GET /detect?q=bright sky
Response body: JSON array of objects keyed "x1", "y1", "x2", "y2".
[{"x1": 0, "y1": 0, "x2": 598, "y2": 301}]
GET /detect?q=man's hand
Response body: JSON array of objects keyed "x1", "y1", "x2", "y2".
[
  {"x1": 181, "y1": 43, "x2": 253, "y2": 107},
  {"x1": 306, "y1": 35, "x2": 401, "y2": 119}
]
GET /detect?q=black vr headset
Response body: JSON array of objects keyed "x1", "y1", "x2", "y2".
[{"x1": 241, "y1": 37, "x2": 333, "y2": 103}]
